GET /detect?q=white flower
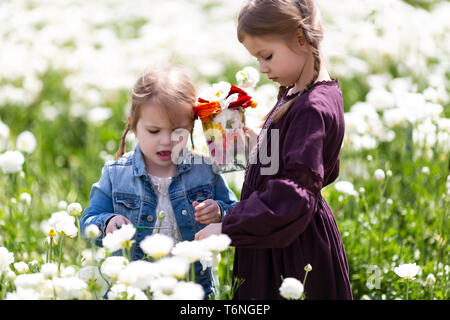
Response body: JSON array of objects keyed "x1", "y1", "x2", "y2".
[
  {"x1": 200, "y1": 234, "x2": 231, "y2": 253},
  {"x1": 140, "y1": 233, "x2": 174, "y2": 259},
  {"x1": 14, "y1": 273, "x2": 44, "y2": 290},
  {"x1": 108, "y1": 283, "x2": 148, "y2": 300},
  {"x1": 425, "y1": 273, "x2": 436, "y2": 287},
  {"x1": 279, "y1": 277, "x2": 304, "y2": 300},
  {"x1": 67, "y1": 202, "x2": 82, "y2": 217},
  {"x1": 199, "y1": 81, "x2": 231, "y2": 106},
  {"x1": 394, "y1": 263, "x2": 421, "y2": 280},
  {"x1": 171, "y1": 240, "x2": 211, "y2": 263},
  {"x1": 78, "y1": 266, "x2": 109, "y2": 296},
  {"x1": 334, "y1": 181, "x2": 358, "y2": 196},
  {"x1": 374, "y1": 169, "x2": 385, "y2": 182},
  {"x1": 0, "y1": 246, "x2": 14, "y2": 273},
  {"x1": 41, "y1": 263, "x2": 58, "y2": 278},
  {"x1": 42, "y1": 210, "x2": 75, "y2": 236},
  {"x1": 84, "y1": 224, "x2": 101, "y2": 239},
  {"x1": 19, "y1": 192, "x2": 32, "y2": 206},
  {"x1": 81, "y1": 248, "x2": 105, "y2": 265},
  {"x1": 150, "y1": 276, "x2": 178, "y2": 298},
  {"x1": 5, "y1": 288, "x2": 40, "y2": 300},
  {"x1": 117, "y1": 260, "x2": 158, "y2": 290},
  {"x1": 236, "y1": 66, "x2": 260, "y2": 88},
  {"x1": 102, "y1": 223, "x2": 135, "y2": 252},
  {"x1": 156, "y1": 256, "x2": 190, "y2": 279},
  {"x1": 57, "y1": 200, "x2": 68, "y2": 210},
  {"x1": 13, "y1": 261, "x2": 29, "y2": 274},
  {"x1": 0, "y1": 150, "x2": 25, "y2": 173},
  {"x1": 304, "y1": 264, "x2": 312, "y2": 272},
  {"x1": 100, "y1": 256, "x2": 129, "y2": 280},
  {"x1": 52, "y1": 276, "x2": 89, "y2": 300},
  {"x1": 16, "y1": 131, "x2": 37, "y2": 153},
  {"x1": 56, "y1": 217, "x2": 78, "y2": 238},
  {"x1": 172, "y1": 281, "x2": 204, "y2": 300},
  {"x1": 87, "y1": 107, "x2": 112, "y2": 123}
]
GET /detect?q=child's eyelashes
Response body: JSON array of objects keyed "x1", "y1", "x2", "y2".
[
  {"x1": 148, "y1": 130, "x2": 159, "y2": 134},
  {"x1": 264, "y1": 54, "x2": 273, "y2": 61}
]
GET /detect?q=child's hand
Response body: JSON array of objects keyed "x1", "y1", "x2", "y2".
[
  {"x1": 105, "y1": 215, "x2": 132, "y2": 234},
  {"x1": 243, "y1": 126, "x2": 258, "y2": 150},
  {"x1": 243, "y1": 126, "x2": 258, "y2": 141},
  {"x1": 193, "y1": 199, "x2": 221, "y2": 224},
  {"x1": 195, "y1": 223, "x2": 222, "y2": 240}
]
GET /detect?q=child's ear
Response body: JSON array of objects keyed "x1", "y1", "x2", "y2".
[
  {"x1": 127, "y1": 116, "x2": 135, "y2": 133},
  {"x1": 296, "y1": 28, "x2": 306, "y2": 47}
]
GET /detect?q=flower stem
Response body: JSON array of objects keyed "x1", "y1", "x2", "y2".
[
  {"x1": 76, "y1": 217, "x2": 81, "y2": 265},
  {"x1": 406, "y1": 279, "x2": 409, "y2": 300},
  {"x1": 302, "y1": 270, "x2": 310, "y2": 300},
  {"x1": 49, "y1": 237, "x2": 54, "y2": 263},
  {"x1": 58, "y1": 236, "x2": 64, "y2": 273}
]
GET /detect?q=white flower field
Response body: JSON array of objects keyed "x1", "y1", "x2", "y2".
[{"x1": 0, "y1": 0, "x2": 448, "y2": 300}]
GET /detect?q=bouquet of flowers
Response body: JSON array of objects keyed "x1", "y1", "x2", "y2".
[{"x1": 194, "y1": 67, "x2": 259, "y2": 173}]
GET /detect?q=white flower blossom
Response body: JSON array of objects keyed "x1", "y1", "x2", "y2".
[
  {"x1": 67, "y1": 202, "x2": 82, "y2": 217},
  {"x1": 140, "y1": 233, "x2": 174, "y2": 259},
  {"x1": 374, "y1": 169, "x2": 385, "y2": 182},
  {"x1": 100, "y1": 256, "x2": 129, "y2": 280},
  {"x1": 108, "y1": 283, "x2": 148, "y2": 300},
  {"x1": 13, "y1": 261, "x2": 29, "y2": 274},
  {"x1": 171, "y1": 240, "x2": 211, "y2": 263},
  {"x1": 334, "y1": 181, "x2": 358, "y2": 196},
  {"x1": 172, "y1": 281, "x2": 204, "y2": 300},
  {"x1": 236, "y1": 66, "x2": 260, "y2": 88},
  {"x1": 0, "y1": 246, "x2": 14, "y2": 273},
  {"x1": 0, "y1": 150, "x2": 25, "y2": 173},
  {"x1": 102, "y1": 223, "x2": 135, "y2": 253},
  {"x1": 16, "y1": 131, "x2": 37, "y2": 154},
  {"x1": 394, "y1": 263, "x2": 421, "y2": 280},
  {"x1": 84, "y1": 224, "x2": 101, "y2": 239},
  {"x1": 279, "y1": 277, "x2": 304, "y2": 300}
]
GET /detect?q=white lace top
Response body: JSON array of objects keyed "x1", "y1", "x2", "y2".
[{"x1": 149, "y1": 174, "x2": 183, "y2": 243}]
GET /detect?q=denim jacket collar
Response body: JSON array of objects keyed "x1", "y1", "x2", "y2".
[{"x1": 132, "y1": 144, "x2": 193, "y2": 178}]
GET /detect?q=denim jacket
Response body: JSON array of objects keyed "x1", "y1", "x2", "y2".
[{"x1": 80, "y1": 144, "x2": 238, "y2": 297}]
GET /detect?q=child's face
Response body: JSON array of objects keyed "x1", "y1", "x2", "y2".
[
  {"x1": 132, "y1": 103, "x2": 192, "y2": 175},
  {"x1": 242, "y1": 34, "x2": 307, "y2": 87}
]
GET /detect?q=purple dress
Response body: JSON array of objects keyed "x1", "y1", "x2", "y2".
[{"x1": 221, "y1": 79, "x2": 353, "y2": 300}]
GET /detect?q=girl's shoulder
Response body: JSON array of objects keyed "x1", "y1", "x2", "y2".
[
  {"x1": 289, "y1": 78, "x2": 343, "y2": 118},
  {"x1": 105, "y1": 151, "x2": 134, "y2": 168}
]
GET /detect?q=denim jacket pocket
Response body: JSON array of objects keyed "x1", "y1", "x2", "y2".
[
  {"x1": 186, "y1": 185, "x2": 214, "y2": 203},
  {"x1": 113, "y1": 193, "x2": 141, "y2": 225}
]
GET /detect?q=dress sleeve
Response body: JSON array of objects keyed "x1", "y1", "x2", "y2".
[{"x1": 221, "y1": 106, "x2": 325, "y2": 248}]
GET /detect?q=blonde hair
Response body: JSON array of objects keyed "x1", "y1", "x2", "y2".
[
  {"x1": 237, "y1": 0, "x2": 324, "y2": 123},
  {"x1": 115, "y1": 66, "x2": 196, "y2": 159}
]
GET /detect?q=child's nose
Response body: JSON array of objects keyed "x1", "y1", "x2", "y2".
[
  {"x1": 160, "y1": 132, "x2": 172, "y2": 145},
  {"x1": 259, "y1": 63, "x2": 269, "y2": 74}
]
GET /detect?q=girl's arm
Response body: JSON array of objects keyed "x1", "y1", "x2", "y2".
[
  {"x1": 80, "y1": 163, "x2": 117, "y2": 247},
  {"x1": 221, "y1": 106, "x2": 326, "y2": 248}
]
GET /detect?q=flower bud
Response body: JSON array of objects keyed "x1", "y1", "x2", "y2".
[
  {"x1": 374, "y1": 169, "x2": 385, "y2": 182},
  {"x1": 425, "y1": 273, "x2": 436, "y2": 287},
  {"x1": 67, "y1": 202, "x2": 82, "y2": 217},
  {"x1": 304, "y1": 264, "x2": 312, "y2": 272}
]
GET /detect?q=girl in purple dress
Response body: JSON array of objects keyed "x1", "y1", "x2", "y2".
[{"x1": 195, "y1": 0, "x2": 353, "y2": 300}]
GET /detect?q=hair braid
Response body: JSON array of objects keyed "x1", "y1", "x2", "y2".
[{"x1": 115, "y1": 123, "x2": 130, "y2": 160}]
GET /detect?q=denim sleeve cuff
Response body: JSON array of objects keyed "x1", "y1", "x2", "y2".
[{"x1": 216, "y1": 200, "x2": 231, "y2": 220}]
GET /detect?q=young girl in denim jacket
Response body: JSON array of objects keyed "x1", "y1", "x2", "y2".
[{"x1": 80, "y1": 66, "x2": 238, "y2": 298}]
